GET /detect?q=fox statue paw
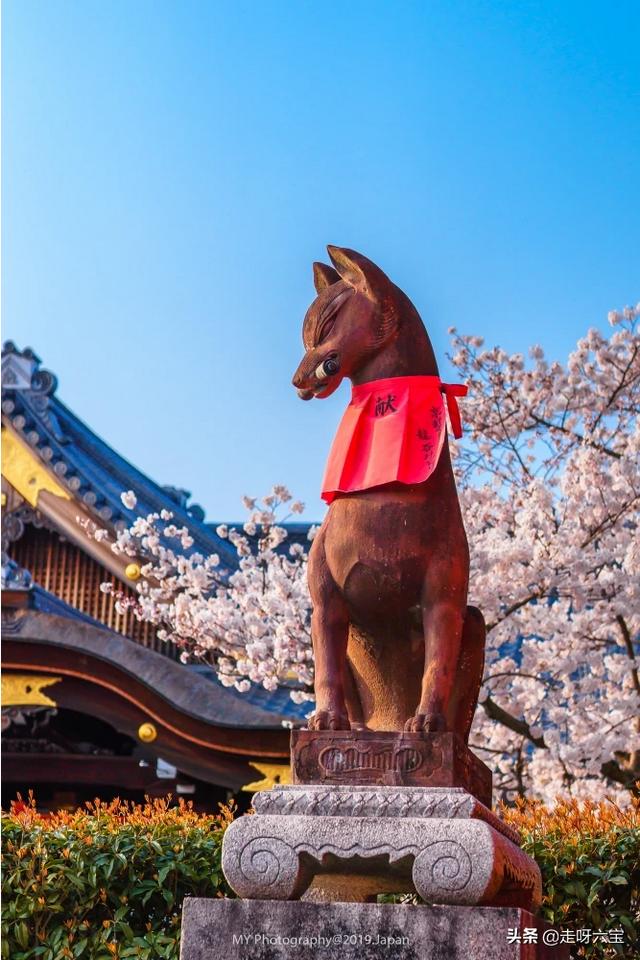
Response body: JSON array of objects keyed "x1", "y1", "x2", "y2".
[
  {"x1": 404, "y1": 712, "x2": 447, "y2": 733},
  {"x1": 307, "y1": 709, "x2": 351, "y2": 731}
]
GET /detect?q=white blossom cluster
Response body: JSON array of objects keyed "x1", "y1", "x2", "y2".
[
  {"x1": 449, "y1": 304, "x2": 640, "y2": 800},
  {"x1": 86, "y1": 487, "x2": 316, "y2": 705},
  {"x1": 83, "y1": 305, "x2": 639, "y2": 800}
]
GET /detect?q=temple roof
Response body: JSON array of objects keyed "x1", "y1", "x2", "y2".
[
  {"x1": 1, "y1": 341, "x2": 312, "y2": 559},
  {"x1": 1, "y1": 341, "x2": 312, "y2": 726},
  {"x1": 2, "y1": 341, "x2": 238, "y2": 567},
  {"x1": 15, "y1": 583, "x2": 309, "y2": 724}
]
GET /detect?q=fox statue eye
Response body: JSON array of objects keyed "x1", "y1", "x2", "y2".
[
  {"x1": 315, "y1": 288, "x2": 354, "y2": 346},
  {"x1": 318, "y1": 317, "x2": 336, "y2": 344}
]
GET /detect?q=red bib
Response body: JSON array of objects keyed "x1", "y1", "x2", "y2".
[{"x1": 321, "y1": 376, "x2": 467, "y2": 505}]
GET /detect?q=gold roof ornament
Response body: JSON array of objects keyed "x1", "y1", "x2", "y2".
[
  {"x1": 242, "y1": 762, "x2": 292, "y2": 792},
  {"x1": 1, "y1": 428, "x2": 70, "y2": 509},
  {"x1": 2, "y1": 673, "x2": 61, "y2": 707},
  {"x1": 138, "y1": 722, "x2": 158, "y2": 743},
  {"x1": 125, "y1": 563, "x2": 142, "y2": 581}
]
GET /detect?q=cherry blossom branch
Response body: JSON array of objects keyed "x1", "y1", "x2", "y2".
[
  {"x1": 480, "y1": 696, "x2": 547, "y2": 749},
  {"x1": 616, "y1": 615, "x2": 640, "y2": 706}
]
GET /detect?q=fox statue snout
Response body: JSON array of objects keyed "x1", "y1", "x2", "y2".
[
  {"x1": 291, "y1": 244, "x2": 410, "y2": 402},
  {"x1": 295, "y1": 245, "x2": 486, "y2": 740},
  {"x1": 292, "y1": 352, "x2": 341, "y2": 401}
]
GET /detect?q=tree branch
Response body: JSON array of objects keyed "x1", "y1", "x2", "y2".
[
  {"x1": 600, "y1": 758, "x2": 640, "y2": 792},
  {"x1": 481, "y1": 696, "x2": 546, "y2": 748},
  {"x1": 616, "y1": 614, "x2": 640, "y2": 703},
  {"x1": 482, "y1": 695, "x2": 639, "y2": 793},
  {"x1": 526, "y1": 413, "x2": 622, "y2": 459},
  {"x1": 486, "y1": 590, "x2": 546, "y2": 632}
]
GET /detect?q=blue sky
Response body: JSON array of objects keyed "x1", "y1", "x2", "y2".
[{"x1": 3, "y1": 0, "x2": 638, "y2": 521}]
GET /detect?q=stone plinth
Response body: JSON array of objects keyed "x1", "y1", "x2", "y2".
[
  {"x1": 292, "y1": 731, "x2": 492, "y2": 807},
  {"x1": 221, "y1": 785, "x2": 541, "y2": 909},
  {"x1": 180, "y1": 899, "x2": 570, "y2": 960}
]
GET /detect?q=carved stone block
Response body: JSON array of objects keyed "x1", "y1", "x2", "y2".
[
  {"x1": 221, "y1": 786, "x2": 541, "y2": 909},
  {"x1": 292, "y1": 730, "x2": 492, "y2": 807},
  {"x1": 252, "y1": 784, "x2": 521, "y2": 846}
]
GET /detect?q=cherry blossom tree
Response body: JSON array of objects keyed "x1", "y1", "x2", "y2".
[
  {"x1": 83, "y1": 487, "x2": 317, "y2": 704},
  {"x1": 83, "y1": 305, "x2": 639, "y2": 801},
  {"x1": 449, "y1": 304, "x2": 639, "y2": 800}
]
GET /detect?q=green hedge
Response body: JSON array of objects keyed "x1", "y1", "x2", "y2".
[
  {"x1": 500, "y1": 796, "x2": 640, "y2": 958},
  {"x1": 1, "y1": 797, "x2": 232, "y2": 960},
  {"x1": 2, "y1": 794, "x2": 639, "y2": 959}
]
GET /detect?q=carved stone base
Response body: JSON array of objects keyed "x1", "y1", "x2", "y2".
[
  {"x1": 181, "y1": 899, "x2": 570, "y2": 959},
  {"x1": 221, "y1": 786, "x2": 541, "y2": 909},
  {"x1": 292, "y1": 731, "x2": 492, "y2": 807}
]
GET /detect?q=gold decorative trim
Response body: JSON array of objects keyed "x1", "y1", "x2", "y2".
[
  {"x1": 125, "y1": 563, "x2": 142, "y2": 581},
  {"x1": 7, "y1": 660, "x2": 288, "y2": 758},
  {"x1": 138, "y1": 722, "x2": 158, "y2": 743},
  {"x1": 242, "y1": 762, "x2": 292, "y2": 792},
  {"x1": 2, "y1": 673, "x2": 61, "y2": 707},
  {"x1": 1, "y1": 427, "x2": 70, "y2": 508}
]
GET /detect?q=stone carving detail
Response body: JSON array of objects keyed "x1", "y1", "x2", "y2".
[
  {"x1": 222, "y1": 788, "x2": 540, "y2": 908},
  {"x1": 292, "y1": 731, "x2": 491, "y2": 806},
  {"x1": 236, "y1": 837, "x2": 299, "y2": 900},
  {"x1": 317, "y1": 743, "x2": 428, "y2": 776},
  {"x1": 255, "y1": 785, "x2": 467, "y2": 818},
  {"x1": 251, "y1": 785, "x2": 521, "y2": 847},
  {"x1": 412, "y1": 841, "x2": 472, "y2": 899}
]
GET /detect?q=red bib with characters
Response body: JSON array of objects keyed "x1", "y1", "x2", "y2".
[{"x1": 321, "y1": 375, "x2": 467, "y2": 505}]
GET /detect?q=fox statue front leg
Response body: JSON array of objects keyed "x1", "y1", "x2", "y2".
[
  {"x1": 407, "y1": 521, "x2": 470, "y2": 732},
  {"x1": 306, "y1": 529, "x2": 351, "y2": 731},
  {"x1": 407, "y1": 596, "x2": 467, "y2": 732}
]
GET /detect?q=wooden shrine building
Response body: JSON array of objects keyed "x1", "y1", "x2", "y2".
[{"x1": 1, "y1": 342, "x2": 309, "y2": 810}]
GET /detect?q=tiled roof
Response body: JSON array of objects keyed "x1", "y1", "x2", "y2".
[
  {"x1": 2, "y1": 342, "x2": 313, "y2": 725},
  {"x1": 1, "y1": 341, "x2": 312, "y2": 561},
  {"x1": 2, "y1": 342, "x2": 237, "y2": 566}
]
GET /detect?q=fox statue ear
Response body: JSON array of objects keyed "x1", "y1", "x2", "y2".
[
  {"x1": 326, "y1": 245, "x2": 391, "y2": 302},
  {"x1": 313, "y1": 262, "x2": 341, "y2": 294}
]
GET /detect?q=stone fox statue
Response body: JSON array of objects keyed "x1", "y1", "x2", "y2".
[{"x1": 292, "y1": 246, "x2": 486, "y2": 741}]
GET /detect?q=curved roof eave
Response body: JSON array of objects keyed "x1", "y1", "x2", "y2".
[{"x1": 4, "y1": 603, "x2": 293, "y2": 731}]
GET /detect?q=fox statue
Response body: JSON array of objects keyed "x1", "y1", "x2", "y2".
[{"x1": 292, "y1": 246, "x2": 486, "y2": 742}]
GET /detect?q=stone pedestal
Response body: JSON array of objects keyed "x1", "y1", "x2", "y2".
[
  {"x1": 180, "y1": 899, "x2": 570, "y2": 959},
  {"x1": 182, "y1": 733, "x2": 566, "y2": 959},
  {"x1": 221, "y1": 784, "x2": 541, "y2": 909}
]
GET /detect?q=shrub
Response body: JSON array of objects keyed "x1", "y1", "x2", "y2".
[
  {"x1": 501, "y1": 795, "x2": 640, "y2": 958},
  {"x1": 1, "y1": 795, "x2": 233, "y2": 960}
]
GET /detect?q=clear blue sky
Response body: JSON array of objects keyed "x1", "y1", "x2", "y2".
[{"x1": 3, "y1": 0, "x2": 638, "y2": 521}]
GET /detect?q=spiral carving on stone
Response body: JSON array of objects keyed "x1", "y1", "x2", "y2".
[
  {"x1": 412, "y1": 840, "x2": 472, "y2": 899},
  {"x1": 235, "y1": 836, "x2": 299, "y2": 899}
]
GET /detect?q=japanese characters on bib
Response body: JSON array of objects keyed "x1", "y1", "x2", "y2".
[{"x1": 321, "y1": 375, "x2": 467, "y2": 504}]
